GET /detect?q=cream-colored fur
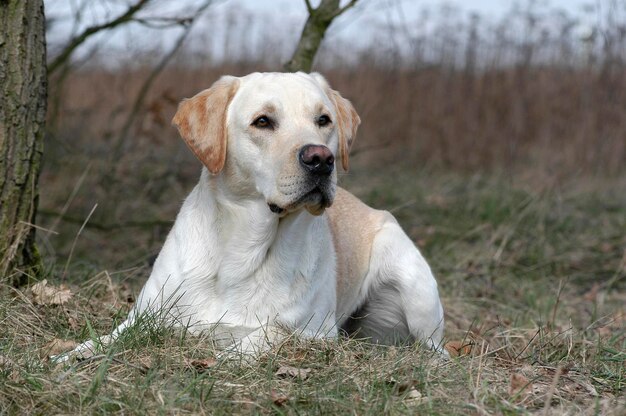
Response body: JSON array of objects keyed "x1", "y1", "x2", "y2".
[{"x1": 57, "y1": 72, "x2": 445, "y2": 361}]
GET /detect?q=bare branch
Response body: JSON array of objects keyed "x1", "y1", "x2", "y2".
[
  {"x1": 111, "y1": 0, "x2": 214, "y2": 160},
  {"x1": 48, "y1": 0, "x2": 152, "y2": 75},
  {"x1": 112, "y1": 25, "x2": 192, "y2": 157},
  {"x1": 333, "y1": 0, "x2": 358, "y2": 18},
  {"x1": 132, "y1": 16, "x2": 194, "y2": 29},
  {"x1": 284, "y1": 0, "x2": 360, "y2": 72},
  {"x1": 304, "y1": 0, "x2": 314, "y2": 15}
]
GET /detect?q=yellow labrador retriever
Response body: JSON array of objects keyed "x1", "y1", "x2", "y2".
[{"x1": 61, "y1": 72, "x2": 445, "y2": 359}]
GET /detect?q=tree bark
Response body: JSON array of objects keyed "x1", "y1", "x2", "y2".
[
  {"x1": 0, "y1": 0, "x2": 47, "y2": 285},
  {"x1": 284, "y1": 0, "x2": 358, "y2": 73}
]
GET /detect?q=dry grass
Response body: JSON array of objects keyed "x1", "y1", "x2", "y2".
[
  {"x1": 2, "y1": 167, "x2": 625, "y2": 414},
  {"x1": 48, "y1": 63, "x2": 626, "y2": 177}
]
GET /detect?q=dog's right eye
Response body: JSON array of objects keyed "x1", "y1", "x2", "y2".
[{"x1": 252, "y1": 116, "x2": 273, "y2": 129}]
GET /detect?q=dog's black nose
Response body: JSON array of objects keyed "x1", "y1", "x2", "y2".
[{"x1": 298, "y1": 144, "x2": 335, "y2": 175}]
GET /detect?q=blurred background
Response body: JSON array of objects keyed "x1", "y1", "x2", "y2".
[{"x1": 41, "y1": 0, "x2": 626, "y2": 283}]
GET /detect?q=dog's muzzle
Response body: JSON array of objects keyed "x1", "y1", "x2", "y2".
[{"x1": 268, "y1": 144, "x2": 336, "y2": 216}]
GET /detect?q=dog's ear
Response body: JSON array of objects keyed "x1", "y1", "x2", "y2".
[
  {"x1": 311, "y1": 73, "x2": 361, "y2": 171},
  {"x1": 172, "y1": 76, "x2": 240, "y2": 174}
]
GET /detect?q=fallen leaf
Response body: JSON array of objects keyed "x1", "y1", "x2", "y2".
[
  {"x1": 137, "y1": 356, "x2": 154, "y2": 370},
  {"x1": 509, "y1": 373, "x2": 533, "y2": 398},
  {"x1": 66, "y1": 313, "x2": 80, "y2": 330},
  {"x1": 42, "y1": 338, "x2": 78, "y2": 358},
  {"x1": 9, "y1": 370, "x2": 20, "y2": 382},
  {"x1": 119, "y1": 283, "x2": 135, "y2": 304},
  {"x1": 444, "y1": 340, "x2": 473, "y2": 357},
  {"x1": 596, "y1": 326, "x2": 612, "y2": 337},
  {"x1": 583, "y1": 283, "x2": 601, "y2": 302},
  {"x1": 576, "y1": 380, "x2": 598, "y2": 397},
  {"x1": 30, "y1": 279, "x2": 72, "y2": 306},
  {"x1": 600, "y1": 242, "x2": 614, "y2": 253},
  {"x1": 275, "y1": 365, "x2": 312, "y2": 380},
  {"x1": 186, "y1": 357, "x2": 218, "y2": 371},
  {"x1": 388, "y1": 379, "x2": 415, "y2": 394},
  {"x1": 0, "y1": 355, "x2": 15, "y2": 369},
  {"x1": 221, "y1": 382, "x2": 245, "y2": 388},
  {"x1": 403, "y1": 387, "x2": 426, "y2": 406},
  {"x1": 0, "y1": 358, "x2": 21, "y2": 383},
  {"x1": 426, "y1": 195, "x2": 447, "y2": 208},
  {"x1": 270, "y1": 389, "x2": 289, "y2": 406}
]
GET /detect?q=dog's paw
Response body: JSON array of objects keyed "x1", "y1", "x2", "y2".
[
  {"x1": 49, "y1": 339, "x2": 103, "y2": 364},
  {"x1": 215, "y1": 343, "x2": 259, "y2": 364},
  {"x1": 212, "y1": 325, "x2": 286, "y2": 364}
]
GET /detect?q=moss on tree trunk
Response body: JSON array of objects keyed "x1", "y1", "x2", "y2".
[{"x1": 0, "y1": 0, "x2": 47, "y2": 285}]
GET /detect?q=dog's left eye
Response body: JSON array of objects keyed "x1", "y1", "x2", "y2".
[
  {"x1": 317, "y1": 115, "x2": 332, "y2": 127},
  {"x1": 252, "y1": 116, "x2": 273, "y2": 129}
]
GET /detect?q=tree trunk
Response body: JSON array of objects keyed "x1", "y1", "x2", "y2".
[
  {"x1": 0, "y1": 0, "x2": 47, "y2": 285},
  {"x1": 284, "y1": 0, "x2": 357, "y2": 73}
]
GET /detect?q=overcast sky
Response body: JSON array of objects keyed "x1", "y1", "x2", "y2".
[{"x1": 45, "y1": 0, "x2": 607, "y2": 65}]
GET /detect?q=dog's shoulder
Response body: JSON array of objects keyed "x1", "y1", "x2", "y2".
[
  {"x1": 326, "y1": 187, "x2": 394, "y2": 302},
  {"x1": 326, "y1": 187, "x2": 393, "y2": 229}
]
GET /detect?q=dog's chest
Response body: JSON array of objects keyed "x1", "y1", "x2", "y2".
[{"x1": 207, "y1": 212, "x2": 336, "y2": 327}]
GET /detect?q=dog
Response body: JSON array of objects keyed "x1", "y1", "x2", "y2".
[{"x1": 60, "y1": 72, "x2": 445, "y2": 360}]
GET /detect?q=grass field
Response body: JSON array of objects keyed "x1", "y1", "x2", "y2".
[
  {"x1": 1, "y1": 165, "x2": 624, "y2": 414},
  {"x1": 3, "y1": 1, "x2": 625, "y2": 412}
]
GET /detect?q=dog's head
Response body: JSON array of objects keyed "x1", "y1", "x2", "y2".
[{"x1": 172, "y1": 72, "x2": 360, "y2": 216}]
